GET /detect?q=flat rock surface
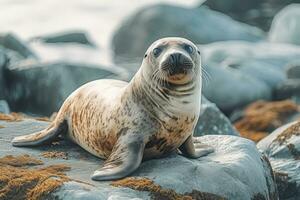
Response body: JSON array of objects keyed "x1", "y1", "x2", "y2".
[{"x1": 0, "y1": 119, "x2": 277, "y2": 200}]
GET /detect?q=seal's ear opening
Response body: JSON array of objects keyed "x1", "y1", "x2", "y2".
[
  {"x1": 197, "y1": 50, "x2": 201, "y2": 55},
  {"x1": 144, "y1": 54, "x2": 147, "y2": 58}
]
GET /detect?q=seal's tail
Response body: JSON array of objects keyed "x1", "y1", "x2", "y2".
[{"x1": 12, "y1": 120, "x2": 68, "y2": 147}]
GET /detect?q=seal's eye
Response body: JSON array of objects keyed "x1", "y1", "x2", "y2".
[
  {"x1": 144, "y1": 54, "x2": 147, "y2": 58},
  {"x1": 184, "y1": 44, "x2": 194, "y2": 54},
  {"x1": 153, "y1": 48, "x2": 162, "y2": 57}
]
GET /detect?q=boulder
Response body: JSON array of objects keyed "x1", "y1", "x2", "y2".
[
  {"x1": 0, "y1": 119, "x2": 278, "y2": 200},
  {"x1": 196, "y1": 96, "x2": 239, "y2": 136},
  {"x1": 0, "y1": 49, "x2": 8, "y2": 99},
  {"x1": 0, "y1": 100, "x2": 10, "y2": 114},
  {"x1": 200, "y1": 41, "x2": 300, "y2": 111},
  {"x1": 269, "y1": 4, "x2": 300, "y2": 46},
  {"x1": 203, "y1": 0, "x2": 261, "y2": 14},
  {"x1": 275, "y1": 79, "x2": 300, "y2": 100},
  {"x1": 4, "y1": 61, "x2": 124, "y2": 116},
  {"x1": 0, "y1": 33, "x2": 37, "y2": 58},
  {"x1": 202, "y1": 64, "x2": 271, "y2": 113},
  {"x1": 257, "y1": 121, "x2": 300, "y2": 199},
  {"x1": 203, "y1": 0, "x2": 300, "y2": 31},
  {"x1": 112, "y1": 4, "x2": 264, "y2": 61},
  {"x1": 32, "y1": 31, "x2": 95, "y2": 46},
  {"x1": 286, "y1": 62, "x2": 300, "y2": 79}
]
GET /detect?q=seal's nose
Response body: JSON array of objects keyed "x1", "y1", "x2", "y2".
[{"x1": 166, "y1": 53, "x2": 193, "y2": 75}]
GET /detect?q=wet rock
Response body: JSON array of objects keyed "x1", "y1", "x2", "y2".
[
  {"x1": 203, "y1": 0, "x2": 300, "y2": 31},
  {"x1": 4, "y1": 61, "x2": 124, "y2": 116},
  {"x1": 195, "y1": 96, "x2": 239, "y2": 136},
  {"x1": 234, "y1": 100, "x2": 299, "y2": 142},
  {"x1": 257, "y1": 121, "x2": 300, "y2": 199},
  {"x1": 202, "y1": 64, "x2": 271, "y2": 113},
  {"x1": 0, "y1": 33, "x2": 37, "y2": 58},
  {"x1": 0, "y1": 49, "x2": 8, "y2": 99},
  {"x1": 275, "y1": 79, "x2": 300, "y2": 100},
  {"x1": 200, "y1": 41, "x2": 300, "y2": 111},
  {"x1": 112, "y1": 4, "x2": 264, "y2": 61},
  {"x1": 0, "y1": 100, "x2": 10, "y2": 114},
  {"x1": 0, "y1": 119, "x2": 278, "y2": 200},
  {"x1": 269, "y1": 4, "x2": 300, "y2": 46},
  {"x1": 286, "y1": 62, "x2": 300, "y2": 79},
  {"x1": 33, "y1": 31, "x2": 95, "y2": 46}
]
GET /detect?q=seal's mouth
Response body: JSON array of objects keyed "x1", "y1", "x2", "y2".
[{"x1": 160, "y1": 53, "x2": 194, "y2": 83}]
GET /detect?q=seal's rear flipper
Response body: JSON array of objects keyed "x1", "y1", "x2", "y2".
[
  {"x1": 91, "y1": 135, "x2": 145, "y2": 181},
  {"x1": 12, "y1": 120, "x2": 68, "y2": 147}
]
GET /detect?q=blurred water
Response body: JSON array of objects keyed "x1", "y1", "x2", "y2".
[{"x1": 0, "y1": 0, "x2": 199, "y2": 65}]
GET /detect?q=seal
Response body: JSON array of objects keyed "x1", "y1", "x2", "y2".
[{"x1": 12, "y1": 37, "x2": 214, "y2": 181}]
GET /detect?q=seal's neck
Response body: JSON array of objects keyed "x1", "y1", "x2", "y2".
[{"x1": 128, "y1": 67, "x2": 201, "y2": 117}]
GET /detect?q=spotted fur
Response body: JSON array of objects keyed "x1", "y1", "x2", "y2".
[{"x1": 12, "y1": 37, "x2": 214, "y2": 181}]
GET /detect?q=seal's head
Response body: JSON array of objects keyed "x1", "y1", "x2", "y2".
[{"x1": 143, "y1": 37, "x2": 201, "y2": 85}]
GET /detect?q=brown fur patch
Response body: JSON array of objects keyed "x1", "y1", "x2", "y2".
[{"x1": 111, "y1": 177, "x2": 226, "y2": 200}]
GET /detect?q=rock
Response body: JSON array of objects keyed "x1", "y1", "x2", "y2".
[
  {"x1": 275, "y1": 79, "x2": 300, "y2": 100},
  {"x1": 269, "y1": 4, "x2": 300, "y2": 46},
  {"x1": 4, "y1": 61, "x2": 125, "y2": 116},
  {"x1": 0, "y1": 119, "x2": 278, "y2": 199},
  {"x1": 286, "y1": 62, "x2": 300, "y2": 79},
  {"x1": 234, "y1": 100, "x2": 299, "y2": 142},
  {"x1": 200, "y1": 41, "x2": 300, "y2": 71},
  {"x1": 195, "y1": 96, "x2": 239, "y2": 136},
  {"x1": 233, "y1": 59, "x2": 286, "y2": 89},
  {"x1": 0, "y1": 49, "x2": 8, "y2": 98},
  {"x1": 203, "y1": 0, "x2": 300, "y2": 31},
  {"x1": 0, "y1": 100, "x2": 10, "y2": 114},
  {"x1": 200, "y1": 41, "x2": 300, "y2": 111},
  {"x1": 202, "y1": 64, "x2": 271, "y2": 113},
  {"x1": 0, "y1": 33, "x2": 37, "y2": 58},
  {"x1": 203, "y1": 0, "x2": 260, "y2": 14},
  {"x1": 112, "y1": 4, "x2": 264, "y2": 61},
  {"x1": 257, "y1": 121, "x2": 300, "y2": 199},
  {"x1": 33, "y1": 31, "x2": 95, "y2": 46}
]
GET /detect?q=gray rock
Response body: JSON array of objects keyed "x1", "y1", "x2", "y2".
[
  {"x1": 257, "y1": 121, "x2": 300, "y2": 199},
  {"x1": 196, "y1": 96, "x2": 239, "y2": 136},
  {"x1": 5, "y1": 61, "x2": 124, "y2": 116},
  {"x1": 33, "y1": 31, "x2": 95, "y2": 46},
  {"x1": 233, "y1": 59, "x2": 286, "y2": 89},
  {"x1": 275, "y1": 79, "x2": 300, "y2": 100},
  {"x1": 0, "y1": 119, "x2": 278, "y2": 200},
  {"x1": 0, "y1": 33, "x2": 37, "y2": 58},
  {"x1": 286, "y1": 62, "x2": 300, "y2": 79},
  {"x1": 112, "y1": 4, "x2": 264, "y2": 61},
  {"x1": 202, "y1": 64, "x2": 271, "y2": 113},
  {"x1": 269, "y1": 4, "x2": 300, "y2": 46},
  {"x1": 0, "y1": 100, "x2": 10, "y2": 114},
  {"x1": 203, "y1": 0, "x2": 260, "y2": 14},
  {"x1": 0, "y1": 49, "x2": 8, "y2": 99},
  {"x1": 200, "y1": 41, "x2": 300, "y2": 109}
]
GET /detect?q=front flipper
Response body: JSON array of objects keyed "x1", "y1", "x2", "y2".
[
  {"x1": 91, "y1": 134, "x2": 145, "y2": 181},
  {"x1": 179, "y1": 135, "x2": 214, "y2": 159}
]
